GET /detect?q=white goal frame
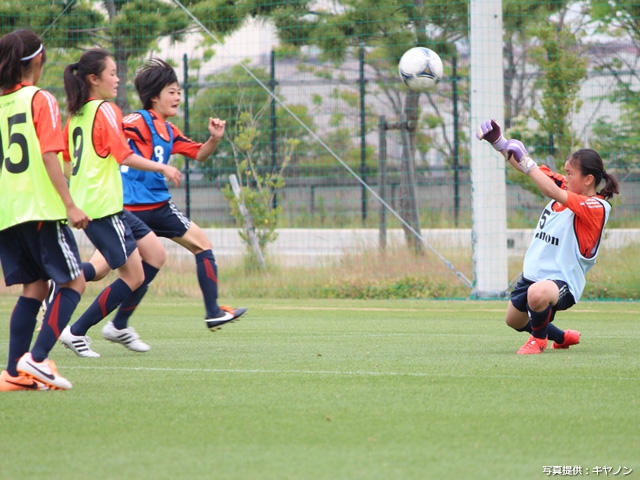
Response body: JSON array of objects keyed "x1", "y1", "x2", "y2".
[{"x1": 469, "y1": 0, "x2": 509, "y2": 297}]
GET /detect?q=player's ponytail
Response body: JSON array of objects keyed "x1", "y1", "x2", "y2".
[
  {"x1": 0, "y1": 29, "x2": 45, "y2": 91},
  {"x1": 64, "y1": 48, "x2": 111, "y2": 115},
  {"x1": 569, "y1": 149, "x2": 619, "y2": 200},
  {"x1": 599, "y1": 170, "x2": 620, "y2": 200}
]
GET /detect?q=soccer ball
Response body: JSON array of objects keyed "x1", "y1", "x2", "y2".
[{"x1": 398, "y1": 47, "x2": 443, "y2": 92}]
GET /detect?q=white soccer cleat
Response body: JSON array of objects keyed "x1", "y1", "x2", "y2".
[
  {"x1": 17, "y1": 353, "x2": 72, "y2": 390},
  {"x1": 59, "y1": 325, "x2": 101, "y2": 358},
  {"x1": 102, "y1": 322, "x2": 150, "y2": 352},
  {"x1": 205, "y1": 306, "x2": 247, "y2": 331}
]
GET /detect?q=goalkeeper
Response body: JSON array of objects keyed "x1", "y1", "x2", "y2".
[{"x1": 477, "y1": 119, "x2": 619, "y2": 355}]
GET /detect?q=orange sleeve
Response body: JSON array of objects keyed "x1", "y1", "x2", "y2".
[
  {"x1": 32, "y1": 90, "x2": 65, "y2": 155},
  {"x1": 170, "y1": 122, "x2": 202, "y2": 158},
  {"x1": 565, "y1": 191, "x2": 607, "y2": 258},
  {"x1": 539, "y1": 164, "x2": 566, "y2": 189},
  {"x1": 61, "y1": 119, "x2": 71, "y2": 162},
  {"x1": 123, "y1": 112, "x2": 154, "y2": 159},
  {"x1": 122, "y1": 111, "x2": 202, "y2": 160},
  {"x1": 93, "y1": 102, "x2": 133, "y2": 163}
]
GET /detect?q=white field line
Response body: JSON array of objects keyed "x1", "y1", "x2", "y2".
[{"x1": 62, "y1": 364, "x2": 639, "y2": 381}]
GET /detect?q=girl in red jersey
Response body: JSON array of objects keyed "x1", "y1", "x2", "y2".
[
  {"x1": 0, "y1": 30, "x2": 89, "y2": 391},
  {"x1": 58, "y1": 49, "x2": 181, "y2": 358},
  {"x1": 79, "y1": 58, "x2": 246, "y2": 332},
  {"x1": 121, "y1": 59, "x2": 246, "y2": 330}
]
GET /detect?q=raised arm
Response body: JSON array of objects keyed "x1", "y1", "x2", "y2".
[
  {"x1": 195, "y1": 117, "x2": 226, "y2": 162},
  {"x1": 504, "y1": 139, "x2": 568, "y2": 205},
  {"x1": 476, "y1": 118, "x2": 568, "y2": 205}
]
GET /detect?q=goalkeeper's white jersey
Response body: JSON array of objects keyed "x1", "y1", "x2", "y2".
[{"x1": 523, "y1": 197, "x2": 611, "y2": 302}]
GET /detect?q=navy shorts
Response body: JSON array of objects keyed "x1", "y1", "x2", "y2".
[
  {"x1": 126, "y1": 201, "x2": 191, "y2": 239},
  {"x1": 83, "y1": 211, "x2": 138, "y2": 270},
  {"x1": 0, "y1": 221, "x2": 83, "y2": 286},
  {"x1": 121, "y1": 209, "x2": 152, "y2": 241},
  {"x1": 510, "y1": 276, "x2": 576, "y2": 313}
]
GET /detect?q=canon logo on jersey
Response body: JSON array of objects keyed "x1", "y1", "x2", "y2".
[{"x1": 534, "y1": 231, "x2": 559, "y2": 246}]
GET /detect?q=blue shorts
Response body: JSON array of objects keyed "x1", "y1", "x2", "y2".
[
  {"x1": 0, "y1": 221, "x2": 83, "y2": 286},
  {"x1": 510, "y1": 276, "x2": 576, "y2": 313},
  {"x1": 126, "y1": 201, "x2": 191, "y2": 239},
  {"x1": 121, "y1": 209, "x2": 152, "y2": 241},
  {"x1": 83, "y1": 212, "x2": 138, "y2": 270}
]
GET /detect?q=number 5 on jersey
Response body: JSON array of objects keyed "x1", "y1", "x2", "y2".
[{"x1": 0, "y1": 113, "x2": 30, "y2": 174}]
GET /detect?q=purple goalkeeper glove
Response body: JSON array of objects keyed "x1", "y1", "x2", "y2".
[
  {"x1": 504, "y1": 139, "x2": 537, "y2": 174},
  {"x1": 476, "y1": 119, "x2": 507, "y2": 151}
]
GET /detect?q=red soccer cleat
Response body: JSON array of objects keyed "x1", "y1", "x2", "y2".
[
  {"x1": 517, "y1": 335, "x2": 548, "y2": 355},
  {"x1": 552, "y1": 330, "x2": 581, "y2": 350}
]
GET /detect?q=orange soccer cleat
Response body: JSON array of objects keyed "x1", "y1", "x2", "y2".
[
  {"x1": 517, "y1": 335, "x2": 548, "y2": 355},
  {"x1": 0, "y1": 369, "x2": 49, "y2": 392},
  {"x1": 552, "y1": 330, "x2": 581, "y2": 350}
]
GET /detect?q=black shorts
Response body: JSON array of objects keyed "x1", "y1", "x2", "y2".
[
  {"x1": 0, "y1": 221, "x2": 83, "y2": 286},
  {"x1": 83, "y1": 212, "x2": 138, "y2": 270},
  {"x1": 126, "y1": 201, "x2": 191, "y2": 239},
  {"x1": 510, "y1": 276, "x2": 576, "y2": 313}
]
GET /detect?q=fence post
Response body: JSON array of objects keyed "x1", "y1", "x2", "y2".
[
  {"x1": 270, "y1": 49, "x2": 278, "y2": 209},
  {"x1": 359, "y1": 43, "x2": 367, "y2": 224},
  {"x1": 378, "y1": 115, "x2": 387, "y2": 250},
  {"x1": 452, "y1": 54, "x2": 460, "y2": 227},
  {"x1": 182, "y1": 53, "x2": 191, "y2": 219}
]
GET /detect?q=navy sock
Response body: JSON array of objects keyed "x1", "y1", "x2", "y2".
[
  {"x1": 70, "y1": 278, "x2": 132, "y2": 336},
  {"x1": 196, "y1": 250, "x2": 219, "y2": 318},
  {"x1": 546, "y1": 322, "x2": 564, "y2": 343},
  {"x1": 82, "y1": 262, "x2": 97, "y2": 282},
  {"x1": 31, "y1": 288, "x2": 82, "y2": 363},
  {"x1": 527, "y1": 303, "x2": 553, "y2": 339},
  {"x1": 516, "y1": 321, "x2": 532, "y2": 333},
  {"x1": 518, "y1": 315, "x2": 563, "y2": 341},
  {"x1": 112, "y1": 262, "x2": 159, "y2": 330},
  {"x1": 6, "y1": 296, "x2": 40, "y2": 376}
]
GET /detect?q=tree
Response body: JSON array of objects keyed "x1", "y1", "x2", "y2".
[
  {"x1": 505, "y1": 6, "x2": 588, "y2": 200},
  {"x1": 529, "y1": 20, "x2": 587, "y2": 168},
  {"x1": 502, "y1": 0, "x2": 572, "y2": 128},
  {"x1": 226, "y1": 0, "x2": 468, "y2": 250},
  {"x1": 222, "y1": 111, "x2": 299, "y2": 268},
  {"x1": 183, "y1": 62, "x2": 315, "y2": 178},
  {"x1": 88, "y1": 0, "x2": 194, "y2": 110},
  {"x1": 21, "y1": 0, "x2": 247, "y2": 112},
  {"x1": 0, "y1": 0, "x2": 101, "y2": 41},
  {"x1": 585, "y1": 0, "x2": 640, "y2": 170}
]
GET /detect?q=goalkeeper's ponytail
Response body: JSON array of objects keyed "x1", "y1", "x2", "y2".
[
  {"x1": 599, "y1": 170, "x2": 620, "y2": 200},
  {"x1": 569, "y1": 149, "x2": 619, "y2": 200}
]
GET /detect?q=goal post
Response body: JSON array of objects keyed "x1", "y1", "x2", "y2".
[{"x1": 469, "y1": 0, "x2": 509, "y2": 298}]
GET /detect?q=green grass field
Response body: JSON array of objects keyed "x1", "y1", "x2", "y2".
[{"x1": 1, "y1": 297, "x2": 638, "y2": 480}]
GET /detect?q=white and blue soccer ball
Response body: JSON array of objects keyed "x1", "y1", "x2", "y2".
[{"x1": 398, "y1": 47, "x2": 443, "y2": 92}]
